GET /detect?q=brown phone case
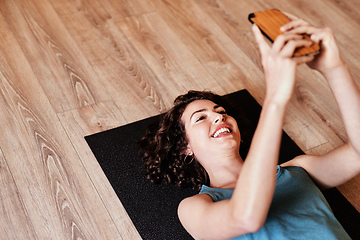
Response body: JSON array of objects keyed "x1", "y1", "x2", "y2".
[{"x1": 248, "y1": 9, "x2": 320, "y2": 57}]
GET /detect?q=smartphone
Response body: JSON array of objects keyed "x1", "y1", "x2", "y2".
[{"x1": 248, "y1": 9, "x2": 320, "y2": 57}]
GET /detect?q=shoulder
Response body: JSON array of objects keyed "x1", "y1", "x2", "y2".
[
  {"x1": 178, "y1": 193, "x2": 214, "y2": 217},
  {"x1": 177, "y1": 193, "x2": 215, "y2": 237}
]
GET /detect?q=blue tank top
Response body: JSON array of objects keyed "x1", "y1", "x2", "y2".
[{"x1": 199, "y1": 166, "x2": 350, "y2": 240}]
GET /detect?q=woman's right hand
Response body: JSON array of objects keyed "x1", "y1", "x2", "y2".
[{"x1": 252, "y1": 24, "x2": 314, "y2": 105}]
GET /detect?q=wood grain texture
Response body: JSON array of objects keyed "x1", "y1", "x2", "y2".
[
  {"x1": 116, "y1": 12, "x2": 226, "y2": 96},
  {"x1": 57, "y1": 101, "x2": 142, "y2": 239},
  {"x1": 151, "y1": 0, "x2": 252, "y2": 93},
  {"x1": 50, "y1": 0, "x2": 172, "y2": 122},
  {"x1": 0, "y1": 0, "x2": 110, "y2": 113},
  {"x1": 0, "y1": 0, "x2": 359, "y2": 238},
  {"x1": 0, "y1": 10, "x2": 122, "y2": 239},
  {"x1": 0, "y1": 148, "x2": 38, "y2": 239},
  {"x1": 102, "y1": 0, "x2": 155, "y2": 18}
]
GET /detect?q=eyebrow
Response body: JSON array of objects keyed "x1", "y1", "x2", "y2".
[{"x1": 190, "y1": 104, "x2": 221, "y2": 120}]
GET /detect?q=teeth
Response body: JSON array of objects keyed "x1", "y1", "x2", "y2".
[{"x1": 213, "y1": 127, "x2": 231, "y2": 138}]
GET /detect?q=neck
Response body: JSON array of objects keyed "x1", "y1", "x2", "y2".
[{"x1": 204, "y1": 153, "x2": 243, "y2": 189}]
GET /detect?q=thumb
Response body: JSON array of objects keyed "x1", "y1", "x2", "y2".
[{"x1": 252, "y1": 24, "x2": 270, "y2": 56}]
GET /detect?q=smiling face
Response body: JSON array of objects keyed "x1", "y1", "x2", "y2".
[{"x1": 181, "y1": 99, "x2": 241, "y2": 165}]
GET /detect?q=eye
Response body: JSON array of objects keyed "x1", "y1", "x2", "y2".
[{"x1": 195, "y1": 115, "x2": 206, "y2": 122}]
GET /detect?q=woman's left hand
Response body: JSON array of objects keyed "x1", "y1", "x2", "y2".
[{"x1": 280, "y1": 13, "x2": 344, "y2": 74}]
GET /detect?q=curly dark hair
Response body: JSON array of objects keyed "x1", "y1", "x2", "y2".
[{"x1": 139, "y1": 90, "x2": 248, "y2": 190}]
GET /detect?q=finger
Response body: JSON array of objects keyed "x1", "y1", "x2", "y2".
[
  {"x1": 282, "y1": 12, "x2": 298, "y2": 21},
  {"x1": 294, "y1": 55, "x2": 315, "y2": 64},
  {"x1": 252, "y1": 24, "x2": 270, "y2": 54},
  {"x1": 281, "y1": 39, "x2": 313, "y2": 57},
  {"x1": 272, "y1": 33, "x2": 303, "y2": 53},
  {"x1": 285, "y1": 25, "x2": 318, "y2": 36},
  {"x1": 310, "y1": 27, "x2": 334, "y2": 44},
  {"x1": 287, "y1": 26, "x2": 333, "y2": 44},
  {"x1": 281, "y1": 18, "x2": 311, "y2": 32}
]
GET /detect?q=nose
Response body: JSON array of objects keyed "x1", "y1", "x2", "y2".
[{"x1": 214, "y1": 113, "x2": 225, "y2": 123}]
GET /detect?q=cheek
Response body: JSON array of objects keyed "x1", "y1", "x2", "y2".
[
  {"x1": 184, "y1": 126, "x2": 197, "y2": 153},
  {"x1": 185, "y1": 127, "x2": 209, "y2": 152},
  {"x1": 231, "y1": 119, "x2": 241, "y2": 137},
  {"x1": 235, "y1": 127, "x2": 242, "y2": 146}
]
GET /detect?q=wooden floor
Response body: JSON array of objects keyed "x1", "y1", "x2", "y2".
[{"x1": 0, "y1": 0, "x2": 359, "y2": 239}]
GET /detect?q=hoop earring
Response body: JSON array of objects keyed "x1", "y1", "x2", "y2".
[{"x1": 184, "y1": 154, "x2": 194, "y2": 165}]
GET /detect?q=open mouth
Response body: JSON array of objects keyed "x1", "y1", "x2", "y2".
[{"x1": 212, "y1": 127, "x2": 232, "y2": 138}]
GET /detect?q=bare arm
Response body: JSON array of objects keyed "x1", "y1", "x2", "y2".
[
  {"x1": 321, "y1": 65, "x2": 360, "y2": 157},
  {"x1": 284, "y1": 64, "x2": 360, "y2": 189},
  {"x1": 281, "y1": 20, "x2": 360, "y2": 188},
  {"x1": 178, "y1": 25, "x2": 314, "y2": 240}
]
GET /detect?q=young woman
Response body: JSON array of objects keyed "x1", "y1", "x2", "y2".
[{"x1": 139, "y1": 13, "x2": 360, "y2": 239}]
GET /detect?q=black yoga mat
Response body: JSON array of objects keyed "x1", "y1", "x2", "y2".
[{"x1": 85, "y1": 89, "x2": 360, "y2": 240}]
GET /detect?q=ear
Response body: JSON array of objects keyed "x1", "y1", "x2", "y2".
[{"x1": 184, "y1": 144, "x2": 193, "y2": 156}]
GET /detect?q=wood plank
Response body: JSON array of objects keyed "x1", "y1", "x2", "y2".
[
  {"x1": 57, "y1": 101, "x2": 142, "y2": 239},
  {"x1": 194, "y1": 0, "x2": 273, "y2": 66},
  {"x1": 102, "y1": 0, "x2": 155, "y2": 18},
  {"x1": 0, "y1": 148, "x2": 38, "y2": 239},
  {"x1": 116, "y1": 12, "x2": 226, "y2": 97},
  {"x1": 338, "y1": 177, "x2": 360, "y2": 212},
  {"x1": 305, "y1": 142, "x2": 335, "y2": 156},
  {"x1": 0, "y1": 0, "x2": 110, "y2": 113},
  {"x1": 0, "y1": 11, "x2": 122, "y2": 239},
  {"x1": 50, "y1": 0, "x2": 173, "y2": 122},
  {"x1": 59, "y1": 100, "x2": 127, "y2": 135},
  {"x1": 327, "y1": 0, "x2": 360, "y2": 25},
  {"x1": 151, "y1": 0, "x2": 255, "y2": 94}
]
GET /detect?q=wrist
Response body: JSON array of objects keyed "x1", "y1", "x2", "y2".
[
  {"x1": 321, "y1": 62, "x2": 349, "y2": 80},
  {"x1": 264, "y1": 88, "x2": 293, "y2": 109},
  {"x1": 262, "y1": 97, "x2": 289, "y2": 113},
  {"x1": 318, "y1": 60, "x2": 347, "y2": 75}
]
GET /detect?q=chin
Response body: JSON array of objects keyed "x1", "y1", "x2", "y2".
[{"x1": 219, "y1": 138, "x2": 240, "y2": 150}]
